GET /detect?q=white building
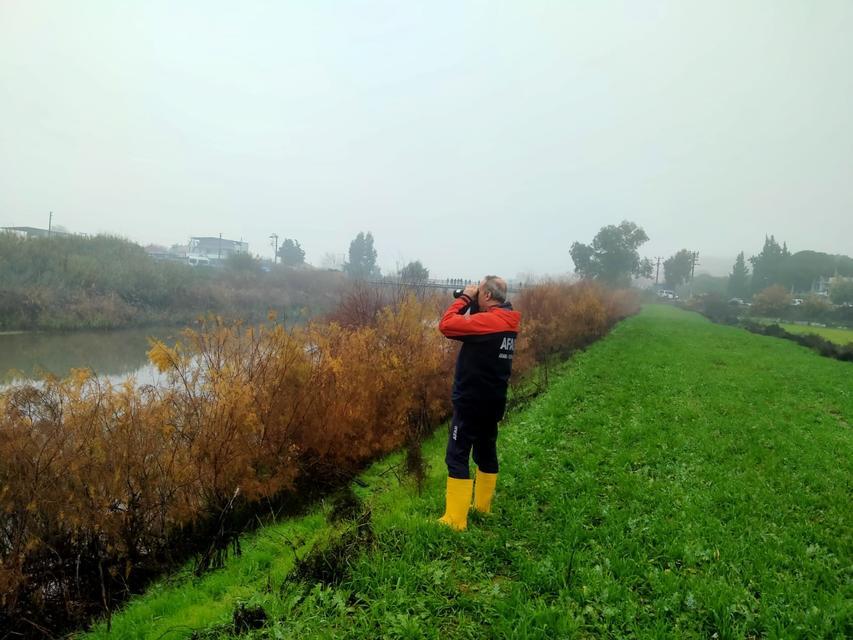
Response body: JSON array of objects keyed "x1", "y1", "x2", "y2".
[{"x1": 187, "y1": 236, "x2": 249, "y2": 266}]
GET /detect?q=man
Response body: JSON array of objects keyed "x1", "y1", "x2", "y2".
[{"x1": 436, "y1": 275, "x2": 521, "y2": 530}]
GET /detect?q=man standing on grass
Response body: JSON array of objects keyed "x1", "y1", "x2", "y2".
[{"x1": 436, "y1": 275, "x2": 521, "y2": 531}]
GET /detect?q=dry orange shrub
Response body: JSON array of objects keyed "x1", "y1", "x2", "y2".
[
  {"x1": 513, "y1": 281, "x2": 639, "y2": 383},
  {"x1": 0, "y1": 281, "x2": 636, "y2": 632}
]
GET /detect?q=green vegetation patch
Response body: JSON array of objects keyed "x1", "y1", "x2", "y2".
[
  {"x1": 775, "y1": 322, "x2": 853, "y2": 346},
  {"x1": 82, "y1": 305, "x2": 852, "y2": 639}
]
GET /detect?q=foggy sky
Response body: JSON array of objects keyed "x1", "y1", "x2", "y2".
[{"x1": 2, "y1": 1, "x2": 851, "y2": 279}]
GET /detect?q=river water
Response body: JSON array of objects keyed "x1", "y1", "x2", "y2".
[{"x1": 0, "y1": 325, "x2": 182, "y2": 389}]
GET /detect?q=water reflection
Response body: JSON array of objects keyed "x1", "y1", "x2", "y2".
[{"x1": 0, "y1": 326, "x2": 181, "y2": 387}]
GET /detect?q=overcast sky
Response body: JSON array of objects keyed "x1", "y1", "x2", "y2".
[{"x1": 1, "y1": 1, "x2": 851, "y2": 278}]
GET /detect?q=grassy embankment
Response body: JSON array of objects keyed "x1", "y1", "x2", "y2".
[{"x1": 82, "y1": 305, "x2": 852, "y2": 639}]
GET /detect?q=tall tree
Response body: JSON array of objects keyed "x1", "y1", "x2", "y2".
[
  {"x1": 830, "y1": 280, "x2": 853, "y2": 305},
  {"x1": 344, "y1": 231, "x2": 379, "y2": 279},
  {"x1": 727, "y1": 251, "x2": 750, "y2": 298},
  {"x1": 777, "y1": 250, "x2": 853, "y2": 292},
  {"x1": 399, "y1": 260, "x2": 429, "y2": 283},
  {"x1": 678, "y1": 274, "x2": 727, "y2": 298},
  {"x1": 663, "y1": 250, "x2": 694, "y2": 289},
  {"x1": 277, "y1": 238, "x2": 305, "y2": 266},
  {"x1": 569, "y1": 221, "x2": 652, "y2": 287},
  {"x1": 750, "y1": 235, "x2": 788, "y2": 294}
]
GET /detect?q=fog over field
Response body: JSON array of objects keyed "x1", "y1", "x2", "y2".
[{"x1": 1, "y1": 1, "x2": 851, "y2": 278}]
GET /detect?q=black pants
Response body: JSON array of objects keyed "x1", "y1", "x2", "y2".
[{"x1": 445, "y1": 409, "x2": 499, "y2": 479}]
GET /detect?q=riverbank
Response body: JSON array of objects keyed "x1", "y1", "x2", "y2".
[
  {"x1": 0, "y1": 233, "x2": 345, "y2": 331},
  {"x1": 0, "y1": 299, "x2": 323, "y2": 332},
  {"x1": 81, "y1": 306, "x2": 851, "y2": 638}
]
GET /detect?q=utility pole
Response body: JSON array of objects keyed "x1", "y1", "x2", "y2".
[
  {"x1": 48, "y1": 211, "x2": 53, "y2": 238},
  {"x1": 654, "y1": 256, "x2": 663, "y2": 286},
  {"x1": 689, "y1": 251, "x2": 700, "y2": 298},
  {"x1": 269, "y1": 233, "x2": 279, "y2": 264}
]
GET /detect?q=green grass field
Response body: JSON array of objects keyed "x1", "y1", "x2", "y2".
[
  {"x1": 775, "y1": 322, "x2": 853, "y2": 346},
  {"x1": 81, "y1": 306, "x2": 852, "y2": 639}
]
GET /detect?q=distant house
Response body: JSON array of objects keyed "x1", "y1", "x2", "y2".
[
  {"x1": 1, "y1": 226, "x2": 72, "y2": 239},
  {"x1": 187, "y1": 236, "x2": 249, "y2": 266}
]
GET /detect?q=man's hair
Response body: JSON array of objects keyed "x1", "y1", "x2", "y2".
[{"x1": 483, "y1": 275, "x2": 507, "y2": 303}]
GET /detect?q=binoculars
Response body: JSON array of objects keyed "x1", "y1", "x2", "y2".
[{"x1": 453, "y1": 289, "x2": 478, "y2": 299}]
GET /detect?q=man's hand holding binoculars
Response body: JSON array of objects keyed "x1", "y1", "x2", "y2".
[
  {"x1": 453, "y1": 284, "x2": 479, "y2": 300},
  {"x1": 462, "y1": 284, "x2": 479, "y2": 300}
]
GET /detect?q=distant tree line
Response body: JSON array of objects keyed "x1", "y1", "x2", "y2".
[
  {"x1": 748, "y1": 237, "x2": 852, "y2": 298},
  {"x1": 0, "y1": 233, "x2": 344, "y2": 330},
  {"x1": 0, "y1": 227, "x2": 462, "y2": 331},
  {"x1": 0, "y1": 227, "x2": 454, "y2": 331},
  {"x1": 340, "y1": 230, "x2": 433, "y2": 285},
  {"x1": 567, "y1": 223, "x2": 853, "y2": 306},
  {"x1": 724, "y1": 236, "x2": 853, "y2": 304}
]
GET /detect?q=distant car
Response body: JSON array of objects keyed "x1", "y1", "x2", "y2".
[
  {"x1": 791, "y1": 298, "x2": 804, "y2": 306},
  {"x1": 728, "y1": 297, "x2": 746, "y2": 305},
  {"x1": 656, "y1": 289, "x2": 677, "y2": 300},
  {"x1": 187, "y1": 256, "x2": 211, "y2": 267}
]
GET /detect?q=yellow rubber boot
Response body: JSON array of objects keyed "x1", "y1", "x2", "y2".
[
  {"x1": 473, "y1": 469, "x2": 498, "y2": 514},
  {"x1": 438, "y1": 477, "x2": 474, "y2": 531}
]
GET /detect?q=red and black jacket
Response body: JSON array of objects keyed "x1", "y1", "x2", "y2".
[{"x1": 438, "y1": 294, "x2": 521, "y2": 422}]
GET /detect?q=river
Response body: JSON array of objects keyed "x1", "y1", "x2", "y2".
[{"x1": 0, "y1": 325, "x2": 182, "y2": 389}]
